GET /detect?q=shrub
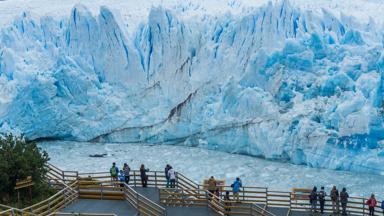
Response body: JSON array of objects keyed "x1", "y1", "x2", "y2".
[{"x1": 0, "y1": 134, "x2": 50, "y2": 205}]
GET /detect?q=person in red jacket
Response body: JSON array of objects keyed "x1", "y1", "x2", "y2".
[{"x1": 366, "y1": 194, "x2": 377, "y2": 216}]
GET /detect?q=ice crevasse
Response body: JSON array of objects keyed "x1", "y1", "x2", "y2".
[{"x1": 1, "y1": 1, "x2": 384, "y2": 174}]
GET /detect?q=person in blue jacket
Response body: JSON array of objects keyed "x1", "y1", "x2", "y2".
[
  {"x1": 118, "y1": 170, "x2": 125, "y2": 189},
  {"x1": 231, "y1": 177, "x2": 242, "y2": 202},
  {"x1": 381, "y1": 200, "x2": 384, "y2": 215}
]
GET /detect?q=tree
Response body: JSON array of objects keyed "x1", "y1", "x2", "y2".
[{"x1": 0, "y1": 134, "x2": 50, "y2": 204}]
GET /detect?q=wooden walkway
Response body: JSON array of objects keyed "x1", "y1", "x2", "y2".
[
  {"x1": 61, "y1": 199, "x2": 136, "y2": 215},
  {"x1": 134, "y1": 187, "x2": 217, "y2": 216}
]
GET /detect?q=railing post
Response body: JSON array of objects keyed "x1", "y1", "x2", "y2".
[
  {"x1": 48, "y1": 199, "x2": 51, "y2": 213},
  {"x1": 134, "y1": 171, "x2": 137, "y2": 187},
  {"x1": 266, "y1": 188, "x2": 269, "y2": 207},
  {"x1": 101, "y1": 182, "x2": 103, "y2": 200},
  {"x1": 155, "y1": 171, "x2": 158, "y2": 188},
  {"x1": 63, "y1": 189, "x2": 66, "y2": 205},
  {"x1": 363, "y1": 198, "x2": 366, "y2": 216}
]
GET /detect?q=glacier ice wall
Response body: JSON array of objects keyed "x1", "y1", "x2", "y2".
[{"x1": 1, "y1": 2, "x2": 384, "y2": 174}]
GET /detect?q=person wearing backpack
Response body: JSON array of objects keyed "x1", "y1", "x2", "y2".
[
  {"x1": 309, "y1": 187, "x2": 318, "y2": 213},
  {"x1": 366, "y1": 194, "x2": 377, "y2": 216},
  {"x1": 231, "y1": 177, "x2": 242, "y2": 202},
  {"x1": 340, "y1": 188, "x2": 349, "y2": 216},
  {"x1": 330, "y1": 186, "x2": 340, "y2": 214},
  {"x1": 110, "y1": 162, "x2": 119, "y2": 182},
  {"x1": 167, "y1": 166, "x2": 176, "y2": 188},
  {"x1": 318, "y1": 186, "x2": 326, "y2": 214}
]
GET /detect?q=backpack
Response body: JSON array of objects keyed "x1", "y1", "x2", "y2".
[{"x1": 110, "y1": 167, "x2": 117, "y2": 176}]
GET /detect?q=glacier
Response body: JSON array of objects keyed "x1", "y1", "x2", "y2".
[{"x1": 1, "y1": 1, "x2": 384, "y2": 174}]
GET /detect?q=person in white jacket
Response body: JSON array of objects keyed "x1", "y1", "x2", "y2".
[{"x1": 168, "y1": 166, "x2": 176, "y2": 188}]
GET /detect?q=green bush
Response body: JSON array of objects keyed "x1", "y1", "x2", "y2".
[{"x1": 0, "y1": 134, "x2": 51, "y2": 206}]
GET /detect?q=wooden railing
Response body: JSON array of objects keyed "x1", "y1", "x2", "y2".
[
  {"x1": 21, "y1": 180, "x2": 78, "y2": 215},
  {"x1": 123, "y1": 183, "x2": 166, "y2": 216},
  {"x1": 76, "y1": 171, "x2": 166, "y2": 216},
  {"x1": 6, "y1": 163, "x2": 384, "y2": 216},
  {"x1": 0, "y1": 203, "x2": 38, "y2": 216},
  {"x1": 52, "y1": 213, "x2": 117, "y2": 216}
]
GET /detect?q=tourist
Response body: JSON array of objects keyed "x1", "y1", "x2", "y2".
[
  {"x1": 330, "y1": 186, "x2": 340, "y2": 214},
  {"x1": 309, "y1": 186, "x2": 318, "y2": 213},
  {"x1": 224, "y1": 191, "x2": 231, "y2": 215},
  {"x1": 140, "y1": 164, "x2": 149, "y2": 187},
  {"x1": 110, "y1": 162, "x2": 119, "y2": 182},
  {"x1": 207, "y1": 176, "x2": 217, "y2": 198},
  {"x1": 318, "y1": 186, "x2": 326, "y2": 214},
  {"x1": 381, "y1": 200, "x2": 384, "y2": 215},
  {"x1": 340, "y1": 188, "x2": 349, "y2": 216},
  {"x1": 123, "y1": 163, "x2": 130, "y2": 184},
  {"x1": 118, "y1": 170, "x2": 125, "y2": 189},
  {"x1": 231, "y1": 177, "x2": 242, "y2": 202},
  {"x1": 168, "y1": 166, "x2": 176, "y2": 188},
  {"x1": 366, "y1": 194, "x2": 377, "y2": 216},
  {"x1": 165, "y1": 164, "x2": 171, "y2": 188}
]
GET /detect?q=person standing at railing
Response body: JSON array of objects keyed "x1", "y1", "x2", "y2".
[
  {"x1": 110, "y1": 162, "x2": 119, "y2": 182},
  {"x1": 366, "y1": 194, "x2": 377, "y2": 216},
  {"x1": 123, "y1": 163, "x2": 130, "y2": 184},
  {"x1": 309, "y1": 186, "x2": 318, "y2": 213},
  {"x1": 168, "y1": 166, "x2": 176, "y2": 188},
  {"x1": 318, "y1": 186, "x2": 326, "y2": 214},
  {"x1": 231, "y1": 177, "x2": 242, "y2": 202},
  {"x1": 330, "y1": 186, "x2": 340, "y2": 214},
  {"x1": 140, "y1": 164, "x2": 149, "y2": 187},
  {"x1": 381, "y1": 200, "x2": 384, "y2": 216},
  {"x1": 340, "y1": 187, "x2": 349, "y2": 216},
  {"x1": 119, "y1": 170, "x2": 125, "y2": 190},
  {"x1": 207, "y1": 176, "x2": 217, "y2": 199},
  {"x1": 165, "y1": 164, "x2": 171, "y2": 188}
]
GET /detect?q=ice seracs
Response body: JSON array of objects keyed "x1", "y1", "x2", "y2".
[{"x1": 0, "y1": 1, "x2": 384, "y2": 174}]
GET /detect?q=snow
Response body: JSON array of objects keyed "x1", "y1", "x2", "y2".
[
  {"x1": 1, "y1": 0, "x2": 384, "y2": 174},
  {"x1": 40, "y1": 141, "x2": 384, "y2": 200}
]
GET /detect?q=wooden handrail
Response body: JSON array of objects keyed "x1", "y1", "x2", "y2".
[
  {"x1": 52, "y1": 213, "x2": 117, "y2": 216},
  {"x1": 16, "y1": 163, "x2": 384, "y2": 216},
  {"x1": 123, "y1": 183, "x2": 166, "y2": 216}
]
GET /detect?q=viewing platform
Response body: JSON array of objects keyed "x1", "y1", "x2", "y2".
[{"x1": 0, "y1": 163, "x2": 381, "y2": 216}]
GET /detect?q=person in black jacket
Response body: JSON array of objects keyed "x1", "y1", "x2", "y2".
[
  {"x1": 340, "y1": 188, "x2": 349, "y2": 215},
  {"x1": 309, "y1": 186, "x2": 318, "y2": 213},
  {"x1": 318, "y1": 186, "x2": 326, "y2": 214},
  {"x1": 165, "y1": 164, "x2": 171, "y2": 188},
  {"x1": 140, "y1": 164, "x2": 149, "y2": 187}
]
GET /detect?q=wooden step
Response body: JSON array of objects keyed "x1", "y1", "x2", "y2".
[{"x1": 79, "y1": 194, "x2": 124, "y2": 200}]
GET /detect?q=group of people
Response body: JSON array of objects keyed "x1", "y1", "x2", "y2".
[
  {"x1": 109, "y1": 162, "x2": 150, "y2": 187},
  {"x1": 310, "y1": 186, "x2": 384, "y2": 215},
  {"x1": 109, "y1": 162, "x2": 176, "y2": 188}
]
